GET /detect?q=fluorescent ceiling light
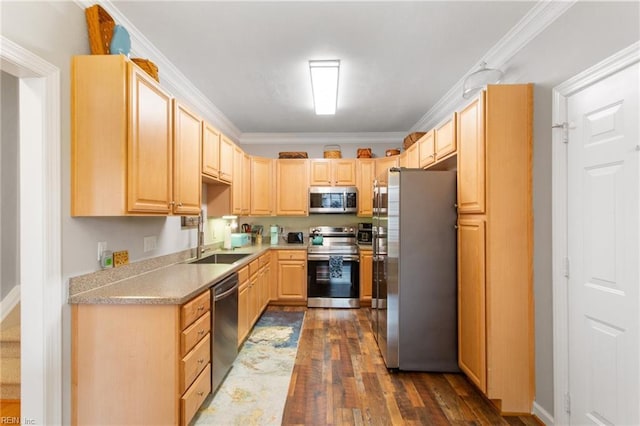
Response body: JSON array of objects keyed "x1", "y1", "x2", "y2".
[{"x1": 309, "y1": 60, "x2": 340, "y2": 115}]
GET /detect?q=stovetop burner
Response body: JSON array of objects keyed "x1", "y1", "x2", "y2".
[{"x1": 307, "y1": 226, "x2": 358, "y2": 255}]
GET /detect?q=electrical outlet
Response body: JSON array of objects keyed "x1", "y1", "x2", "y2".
[
  {"x1": 143, "y1": 236, "x2": 157, "y2": 252},
  {"x1": 113, "y1": 250, "x2": 129, "y2": 267},
  {"x1": 97, "y1": 241, "x2": 107, "y2": 261}
]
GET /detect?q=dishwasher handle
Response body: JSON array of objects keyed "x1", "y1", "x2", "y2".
[{"x1": 214, "y1": 273, "x2": 239, "y2": 301}]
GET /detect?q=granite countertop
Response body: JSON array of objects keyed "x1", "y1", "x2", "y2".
[{"x1": 68, "y1": 243, "x2": 308, "y2": 305}]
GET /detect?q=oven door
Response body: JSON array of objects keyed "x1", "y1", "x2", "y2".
[{"x1": 307, "y1": 253, "x2": 360, "y2": 308}]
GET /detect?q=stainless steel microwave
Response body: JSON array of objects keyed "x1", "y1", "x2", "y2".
[{"x1": 309, "y1": 186, "x2": 357, "y2": 214}]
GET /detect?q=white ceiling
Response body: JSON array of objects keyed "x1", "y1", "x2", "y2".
[{"x1": 113, "y1": 1, "x2": 536, "y2": 134}]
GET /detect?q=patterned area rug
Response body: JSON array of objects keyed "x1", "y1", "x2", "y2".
[{"x1": 192, "y1": 309, "x2": 305, "y2": 425}]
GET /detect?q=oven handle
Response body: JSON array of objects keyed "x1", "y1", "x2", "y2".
[{"x1": 307, "y1": 254, "x2": 360, "y2": 262}]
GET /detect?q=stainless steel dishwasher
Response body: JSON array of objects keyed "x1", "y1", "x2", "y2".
[{"x1": 211, "y1": 272, "x2": 239, "y2": 393}]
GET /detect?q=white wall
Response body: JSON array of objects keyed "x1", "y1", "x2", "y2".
[
  {"x1": 0, "y1": 71, "x2": 20, "y2": 301},
  {"x1": 499, "y1": 2, "x2": 640, "y2": 416}
]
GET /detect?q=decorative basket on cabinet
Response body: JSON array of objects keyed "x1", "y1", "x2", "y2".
[{"x1": 323, "y1": 145, "x2": 342, "y2": 158}]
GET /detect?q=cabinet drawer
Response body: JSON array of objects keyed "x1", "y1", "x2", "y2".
[
  {"x1": 277, "y1": 250, "x2": 306, "y2": 261},
  {"x1": 249, "y1": 259, "x2": 260, "y2": 276},
  {"x1": 181, "y1": 311, "x2": 211, "y2": 357},
  {"x1": 181, "y1": 363, "x2": 211, "y2": 426},
  {"x1": 181, "y1": 290, "x2": 210, "y2": 330},
  {"x1": 259, "y1": 253, "x2": 270, "y2": 268},
  {"x1": 237, "y1": 265, "x2": 249, "y2": 283},
  {"x1": 180, "y1": 333, "x2": 210, "y2": 393}
]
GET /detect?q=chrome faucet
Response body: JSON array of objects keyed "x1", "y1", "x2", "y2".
[{"x1": 196, "y1": 210, "x2": 204, "y2": 259}]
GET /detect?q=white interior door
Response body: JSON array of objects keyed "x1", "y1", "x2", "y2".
[{"x1": 567, "y1": 61, "x2": 639, "y2": 425}]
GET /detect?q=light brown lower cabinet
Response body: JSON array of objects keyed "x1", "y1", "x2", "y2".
[
  {"x1": 237, "y1": 254, "x2": 272, "y2": 347},
  {"x1": 275, "y1": 250, "x2": 307, "y2": 303},
  {"x1": 359, "y1": 248, "x2": 373, "y2": 304},
  {"x1": 72, "y1": 289, "x2": 212, "y2": 425}
]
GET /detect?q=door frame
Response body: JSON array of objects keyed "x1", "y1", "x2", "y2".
[
  {"x1": 0, "y1": 36, "x2": 62, "y2": 424},
  {"x1": 552, "y1": 41, "x2": 639, "y2": 425}
]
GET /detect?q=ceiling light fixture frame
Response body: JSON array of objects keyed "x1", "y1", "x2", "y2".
[{"x1": 309, "y1": 59, "x2": 340, "y2": 115}]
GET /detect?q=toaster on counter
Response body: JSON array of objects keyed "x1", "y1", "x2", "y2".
[{"x1": 287, "y1": 232, "x2": 304, "y2": 244}]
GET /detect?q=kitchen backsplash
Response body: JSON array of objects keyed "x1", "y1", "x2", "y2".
[{"x1": 233, "y1": 215, "x2": 372, "y2": 243}]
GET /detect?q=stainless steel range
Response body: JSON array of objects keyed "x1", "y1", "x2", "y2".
[{"x1": 307, "y1": 226, "x2": 360, "y2": 308}]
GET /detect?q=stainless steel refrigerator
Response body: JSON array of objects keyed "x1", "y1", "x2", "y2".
[{"x1": 371, "y1": 168, "x2": 459, "y2": 371}]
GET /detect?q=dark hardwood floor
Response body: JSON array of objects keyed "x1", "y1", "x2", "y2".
[{"x1": 280, "y1": 307, "x2": 541, "y2": 426}]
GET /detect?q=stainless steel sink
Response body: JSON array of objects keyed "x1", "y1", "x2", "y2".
[{"x1": 190, "y1": 252, "x2": 251, "y2": 264}]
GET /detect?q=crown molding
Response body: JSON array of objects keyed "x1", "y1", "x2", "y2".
[
  {"x1": 240, "y1": 132, "x2": 406, "y2": 145},
  {"x1": 410, "y1": 0, "x2": 577, "y2": 132},
  {"x1": 73, "y1": 0, "x2": 242, "y2": 141}
]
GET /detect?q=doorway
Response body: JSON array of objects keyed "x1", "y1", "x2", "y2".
[
  {"x1": 552, "y1": 42, "x2": 639, "y2": 425},
  {"x1": 0, "y1": 36, "x2": 62, "y2": 424}
]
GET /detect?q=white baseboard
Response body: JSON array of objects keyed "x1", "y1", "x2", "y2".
[
  {"x1": 1, "y1": 285, "x2": 20, "y2": 321},
  {"x1": 533, "y1": 401, "x2": 554, "y2": 425}
]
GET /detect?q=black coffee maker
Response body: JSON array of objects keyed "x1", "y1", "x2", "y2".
[{"x1": 357, "y1": 223, "x2": 373, "y2": 244}]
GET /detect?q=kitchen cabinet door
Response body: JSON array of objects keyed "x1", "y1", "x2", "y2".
[
  {"x1": 219, "y1": 135, "x2": 234, "y2": 183},
  {"x1": 232, "y1": 145, "x2": 243, "y2": 215},
  {"x1": 127, "y1": 62, "x2": 174, "y2": 214},
  {"x1": 457, "y1": 92, "x2": 486, "y2": 214},
  {"x1": 309, "y1": 159, "x2": 332, "y2": 186},
  {"x1": 310, "y1": 159, "x2": 356, "y2": 186},
  {"x1": 458, "y1": 217, "x2": 487, "y2": 393},
  {"x1": 418, "y1": 130, "x2": 435, "y2": 168},
  {"x1": 202, "y1": 121, "x2": 220, "y2": 180},
  {"x1": 249, "y1": 272, "x2": 260, "y2": 327},
  {"x1": 359, "y1": 250, "x2": 373, "y2": 302},
  {"x1": 277, "y1": 250, "x2": 307, "y2": 301},
  {"x1": 172, "y1": 101, "x2": 202, "y2": 216},
  {"x1": 237, "y1": 267, "x2": 250, "y2": 346},
  {"x1": 242, "y1": 153, "x2": 251, "y2": 215},
  {"x1": 398, "y1": 152, "x2": 408, "y2": 168},
  {"x1": 435, "y1": 113, "x2": 457, "y2": 160},
  {"x1": 406, "y1": 143, "x2": 419, "y2": 168},
  {"x1": 250, "y1": 157, "x2": 273, "y2": 216},
  {"x1": 356, "y1": 159, "x2": 375, "y2": 217},
  {"x1": 276, "y1": 159, "x2": 309, "y2": 216},
  {"x1": 333, "y1": 159, "x2": 356, "y2": 186},
  {"x1": 374, "y1": 156, "x2": 399, "y2": 185}
]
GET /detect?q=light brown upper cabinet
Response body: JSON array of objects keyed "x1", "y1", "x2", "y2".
[
  {"x1": 72, "y1": 55, "x2": 183, "y2": 216},
  {"x1": 456, "y1": 84, "x2": 534, "y2": 414},
  {"x1": 202, "y1": 122, "x2": 220, "y2": 181},
  {"x1": 172, "y1": 101, "x2": 202, "y2": 216},
  {"x1": 242, "y1": 153, "x2": 251, "y2": 215},
  {"x1": 219, "y1": 136, "x2": 234, "y2": 183},
  {"x1": 398, "y1": 152, "x2": 407, "y2": 168},
  {"x1": 418, "y1": 130, "x2": 435, "y2": 168},
  {"x1": 356, "y1": 159, "x2": 375, "y2": 217},
  {"x1": 405, "y1": 143, "x2": 419, "y2": 168},
  {"x1": 231, "y1": 145, "x2": 244, "y2": 215},
  {"x1": 309, "y1": 159, "x2": 356, "y2": 186},
  {"x1": 435, "y1": 113, "x2": 457, "y2": 160},
  {"x1": 374, "y1": 156, "x2": 399, "y2": 185},
  {"x1": 457, "y1": 93, "x2": 486, "y2": 214},
  {"x1": 250, "y1": 157, "x2": 273, "y2": 216},
  {"x1": 276, "y1": 159, "x2": 309, "y2": 216}
]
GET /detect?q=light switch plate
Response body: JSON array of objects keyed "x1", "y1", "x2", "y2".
[{"x1": 143, "y1": 236, "x2": 157, "y2": 252}]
